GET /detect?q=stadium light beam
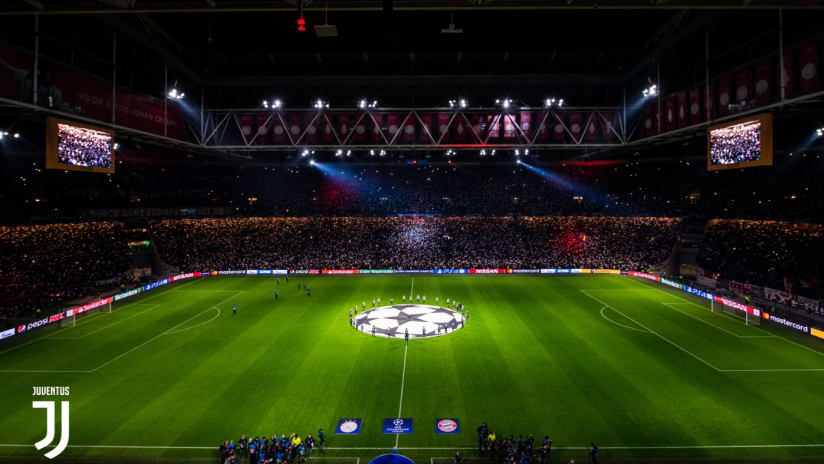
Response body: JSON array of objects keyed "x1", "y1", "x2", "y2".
[
  {"x1": 167, "y1": 88, "x2": 185, "y2": 100},
  {"x1": 517, "y1": 160, "x2": 580, "y2": 193}
]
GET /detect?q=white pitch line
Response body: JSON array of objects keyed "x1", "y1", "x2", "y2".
[
  {"x1": 631, "y1": 278, "x2": 824, "y2": 362},
  {"x1": 5, "y1": 443, "x2": 824, "y2": 451},
  {"x1": 0, "y1": 291, "x2": 243, "y2": 374},
  {"x1": 164, "y1": 307, "x2": 222, "y2": 335},
  {"x1": 662, "y1": 302, "x2": 775, "y2": 338},
  {"x1": 90, "y1": 291, "x2": 242, "y2": 372},
  {"x1": 394, "y1": 279, "x2": 414, "y2": 449},
  {"x1": 56, "y1": 303, "x2": 163, "y2": 340},
  {"x1": 599, "y1": 306, "x2": 650, "y2": 333},
  {"x1": 0, "y1": 279, "x2": 203, "y2": 358},
  {"x1": 720, "y1": 367, "x2": 824, "y2": 372},
  {"x1": 660, "y1": 302, "x2": 751, "y2": 338},
  {"x1": 580, "y1": 289, "x2": 722, "y2": 372}
]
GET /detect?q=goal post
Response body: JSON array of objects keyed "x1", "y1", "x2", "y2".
[
  {"x1": 718, "y1": 300, "x2": 761, "y2": 325},
  {"x1": 59, "y1": 314, "x2": 75, "y2": 328}
]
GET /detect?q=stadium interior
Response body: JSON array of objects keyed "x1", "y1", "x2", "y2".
[{"x1": 1, "y1": 1, "x2": 824, "y2": 464}]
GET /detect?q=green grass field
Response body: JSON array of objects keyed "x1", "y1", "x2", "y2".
[{"x1": 2, "y1": 275, "x2": 824, "y2": 463}]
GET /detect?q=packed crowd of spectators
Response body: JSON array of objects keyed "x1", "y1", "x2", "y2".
[
  {"x1": 150, "y1": 216, "x2": 679, "y2": 272},
  {"x1": 0, "y1": 222, "x2": 132, "y2": 319},
  {"x1": 5, "y1": 216, "x2": 824, "y2": 321},
  {"x1": 709, "y1": 122, "x2": 762, "y2": 166},
  {"x1": 698, "y1": 220, "x2": 824, "y2": 299},
  {"x1": 56, "y1": 123, "x2": 113, "y2": 168}
]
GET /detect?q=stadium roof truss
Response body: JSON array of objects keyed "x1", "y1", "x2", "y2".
[{"x1": 196, "y1": 107, "x2": 627, "y2": 151}]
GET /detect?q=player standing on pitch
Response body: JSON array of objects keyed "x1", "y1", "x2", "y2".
[{"x1": 317, "y1": 429, "x2": 325, "y2": 454}]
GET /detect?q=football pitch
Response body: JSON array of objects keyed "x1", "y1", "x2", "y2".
[{"x1": 2, "y1": 275, "x2": 824, "y2": 463}]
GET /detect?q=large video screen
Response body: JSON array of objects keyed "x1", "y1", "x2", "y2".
[
  {"x1": 707, "y1": 113, "x2": 773, "y2": 171},
  {"x1": 45, "y1": 117, "x2": 115, "y2": 173}
]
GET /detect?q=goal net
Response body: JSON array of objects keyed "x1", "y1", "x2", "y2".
[
  {"x1": 713, "y1": 299, "x2": 761, "y2": 325},
  {"x1": 58, "y1": 314, "x2": 75, "y2": 328}
]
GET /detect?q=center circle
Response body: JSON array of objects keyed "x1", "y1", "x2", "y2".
[{"x1": 352, "y1": 304, "x2": 466, "y2": 339}]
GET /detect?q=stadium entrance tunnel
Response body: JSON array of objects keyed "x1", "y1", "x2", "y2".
[
  {"x1": 369, "y1": 454, "x2": 415, "y2": 464},
  {"x1": 352, "y1": 304, "x2": 465, "y2": 339}
]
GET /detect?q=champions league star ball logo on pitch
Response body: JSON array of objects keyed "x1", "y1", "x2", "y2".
[{"x1": 352, "y1": 304, "x2": 465, "y2": 338}]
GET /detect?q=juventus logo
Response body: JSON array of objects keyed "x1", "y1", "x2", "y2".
[{"x1": 33, "y1": 401, "x2": 70, "y2": 459}]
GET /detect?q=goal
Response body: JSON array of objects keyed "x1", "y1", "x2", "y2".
[
  {"x1": 58, "y1": 314, "x2": 75, "y2": 328},
  {"x1": 712, "y1": 298, "x2": 761, "y2": 325},
  {"x1": 58, "y1": 300, "x2": 112, "y2": 328}
]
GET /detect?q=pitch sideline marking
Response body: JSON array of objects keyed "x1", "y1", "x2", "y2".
[
  {"x1": 5, "y1": 443, "x2": 824, "y2": 451},
  {"x1": 0, "y1": 291, "x2": 243, "y2": 374},
  {"x1": 629, "y1": 278, "x2": 824, "y2": 362},
  {"x1": 720, "y1": 367, "x2": 824, "y2": 372},
  {"x1": 599, "y1": 307, "x2": 650, "y2": 333},
  {"x1": 580, "y1": 290, "x2": 722, "y2": 372}
]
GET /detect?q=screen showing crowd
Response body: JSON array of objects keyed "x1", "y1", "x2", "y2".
[
  {"x1": 709, "y1": 120, "x2": 762, "y2": 166},
  {"x1": 56, "y1": 123, "x2": 113, "y2": 168}
]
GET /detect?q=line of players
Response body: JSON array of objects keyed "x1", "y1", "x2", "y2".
[
  {"x1": 220, "y1": 429, "x2": 326, "y2": 464},
  {"x1": 230, "y1": 277, "x2": 472, "y2": 331},
  {"x1": 348, "y1": 296, "x2": 468, "y2": 318}
]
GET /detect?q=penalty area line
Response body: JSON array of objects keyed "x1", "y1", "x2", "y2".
[
  {"x1": 580, "y1": 289, "x2": 722, "y2": 372},
  {"x1": 91, "y1": 290, "x2": 243, "y2": 372},
  {"x1": 0, "y1": 279, "x2": 203, "y2": 358},
  {"x1": 0, "y1": 291, "x2": 243, "y2": 375},
  {"x1": 599, "y1": 306, "x2": 650, "y2": 333}
]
